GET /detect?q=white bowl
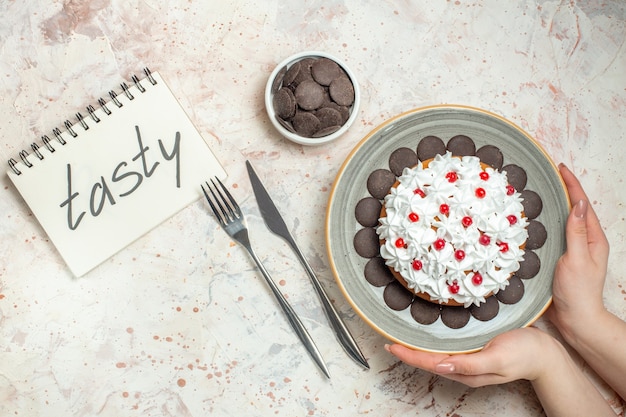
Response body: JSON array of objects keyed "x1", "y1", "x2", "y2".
[{"x1": 264, "y1": 51, "x2": 361, "y2": 146}]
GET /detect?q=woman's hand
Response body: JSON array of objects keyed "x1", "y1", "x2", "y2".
[
  {"x1": 385, "y1": 327, "x2": 552, "y2": 387},
  {"x1": 385, "y1": 327, "x2": 617, "y2": 416},
  {"x1": 548, "y1": 164, "x2": 610, "y2": 339}
]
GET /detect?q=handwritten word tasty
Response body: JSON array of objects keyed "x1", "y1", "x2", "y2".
[{"x1": 59, "y1": 125, "x2": 181, "y2": 230}]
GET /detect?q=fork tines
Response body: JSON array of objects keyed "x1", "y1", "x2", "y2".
[{"x1": 201, "y1": 177, "x2": 241, "y2": 225}]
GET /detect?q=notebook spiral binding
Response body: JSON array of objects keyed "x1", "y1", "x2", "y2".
[{"x1": 8, "y1": 68, "x2": 157, "y2": 176}]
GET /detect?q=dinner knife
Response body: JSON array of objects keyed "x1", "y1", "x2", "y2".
[{"x1": 246, "y1": 160, "x2": 369, "y2": 370}]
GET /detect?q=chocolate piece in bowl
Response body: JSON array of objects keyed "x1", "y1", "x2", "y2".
[
  {"x1": 311, "y1": 57, "x2": 343, "y2": 86},
  {"x1": 295, "y1": 80, "x2": 325, "y2": 111},
  {"x1": 274, "y1": 88, "x2": 297, "y2": 119},
  {"x1": 329, "y1": 76, "x2": 355, "y2": 107},
  {"x1": 312, "y1": 125, "x2": 341, "y2": 138},
  {"x1": 315, "y1": 107, "x2": 343, "y2": 130},
  {"x1": 282, "y1": 61, "x2": 301, "y2": 87},
  {"x1": 292, "y1": 112, "x2": 321, "y2": 137}
]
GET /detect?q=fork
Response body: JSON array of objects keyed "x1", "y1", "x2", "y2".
[{"x1": 201, "y1": 178, "x2": 330, "y2": 379}]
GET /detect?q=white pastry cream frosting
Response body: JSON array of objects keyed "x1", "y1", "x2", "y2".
[{"x1": 377, "y1": 152, "x2": 528, "y2": 307}]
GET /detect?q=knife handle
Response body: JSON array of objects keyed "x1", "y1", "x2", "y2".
[{"x1": 287, "y1": 238, "x2": 370, "y2": 369}]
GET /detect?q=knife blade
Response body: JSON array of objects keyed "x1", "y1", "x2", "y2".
[{"x1": 246, "y1": 160, "x2": 369, "y2": 370}]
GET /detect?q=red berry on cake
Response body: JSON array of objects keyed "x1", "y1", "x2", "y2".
[
  {"x1": 507, "y1": 215, "x2": 518, "y2": 225},
  {"x1": 395, "y1": 238, "x2": 406, "y2": 248},
  {"x1": 475, "y1": 187, "x2": 486, "y2": 198},
  {"x1": 472, "y1": 272, "x2": 483, "y2": 285},
  {"x1": 462, "y1": 216, "x2": 473, "y2": 227},
  {"x1": 449, "y1": 281, "x2": 460, "y2": 294},
  {"x1": 412, "y1": 259, "x2": 423, "y2": 270},
  {"x1": 454, "y1": 249, "x2": 465, "y2": 261},
  {"x1": 479, "y1": 234, "x2": 491, "y2": 246},
  {"x1": 408, "y1": 212, "x2": 420, "y2": 222},
  {"x1": 434, "y1": 238, "x2": 446, "y2": 250},
  {"x1": 439, "y1": 204, "x2": 450, "y2": 215},
  {"x1": 498, "y1": 242, "x2": 509, "y2": 252},
  {"x1": 414, "y1": 188, "x2": 426, "y2": 198},
  {"x1": 479, "y1": 171, "x2": 489, "y2": 181},
  {"x1": 506, "y1": 185, "x2": 515, "y2": 196},
  {"x1": 445, "y1": 171, "x2": 458, "y2": 182}
]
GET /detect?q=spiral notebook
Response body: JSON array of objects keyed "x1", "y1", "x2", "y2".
[{"x1": 6, "y1": 69, "x2": 226, "y2": 277}]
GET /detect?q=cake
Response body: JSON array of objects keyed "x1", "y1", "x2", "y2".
[{"x1": 376, "y1": 151, "x2": 529, "y2": 307}]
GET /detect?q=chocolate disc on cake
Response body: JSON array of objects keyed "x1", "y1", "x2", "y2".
[
  {"x1": 353, "y1": 227, "x2": 380, "y2": 258},
  {"x1": 383, "y1": 281, "x2": 414, "y2": 311},
  {"x1": 446, "y1": 135, "x2": 476, "y2": 156},
  {"x1": 416, "y1": 135, "x2": 446, "y2": 161},
  {"x1": 520, "y1": 190, "x2": 543, "y2": 220},
  {"x1": 526, "y1": 220, "x2": 547, "y2": 250},
  {"x1": 495, "y1": 275, "x2": 525, "y2": 304},
  {"x1": 355, "y1": 197, "x2": 383, "y2": 227},
  {"x1": 476, "y1": 144, "x2": 504, "y2": 170},
  {"x1": 410, "y1": 297, "x2": 441, "y2": 325},
  {"x1": 441, "y1": 306, "x2": 471, "y2": 329},
  {"x1": 470, "y1": 296, "x2": 500, "y2": 321},
  {"x1": 388, "y1": 147, "x2": 418, "y2": 176},
  {"x1": 516, "y1": 250, "x2": 541, "y2": 279},
  {"x1": 364, "y1": 257, "x2": 395, "y2": 287},
  {"x1": 366, "y1": 168, "x2": 396, "y2": 200},
  {"x1": 502, "y1": 164, "x2": 528, "y2": 192}
]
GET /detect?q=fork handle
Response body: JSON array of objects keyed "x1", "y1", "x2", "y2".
[{"x1": 244, "y1": 245, "x2": 331, "y2": 379}]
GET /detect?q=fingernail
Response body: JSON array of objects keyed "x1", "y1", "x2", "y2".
[
  {"x1": 574, "y1": 199, "x2": 587, "y2": 219},
  {"x1": 384, "y1": 344, "x2": 392, "y2": 353},
  {"x1": 435, "y1": 362, "x2": 455, "y2": 374}
]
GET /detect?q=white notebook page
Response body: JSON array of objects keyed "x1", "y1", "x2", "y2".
[{"x1": 7, "y1": 71, "x2": 226, "y2": 277}]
